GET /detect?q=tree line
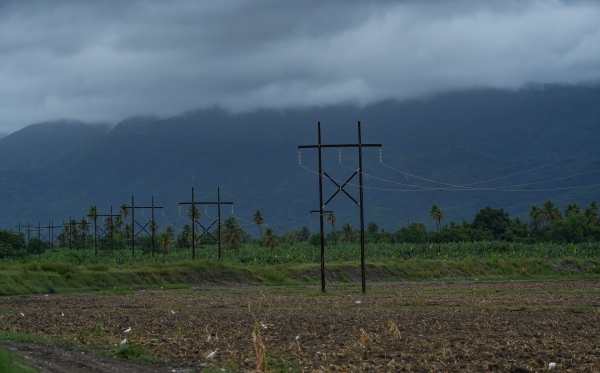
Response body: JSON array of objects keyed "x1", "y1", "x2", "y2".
[{"x1": 1, "y1": 200, "x2": 598, "y2": 259}]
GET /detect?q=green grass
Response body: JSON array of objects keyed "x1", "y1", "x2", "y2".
[
  {"x1": 0, "y1": 257, "x2": 599, "y2": 296},
  {"x1": 0, "y1": 346, "x2": 36, "y2": 373},
  {"x1": 0, "y1": 330, "x2": 160, "y2": 366}
]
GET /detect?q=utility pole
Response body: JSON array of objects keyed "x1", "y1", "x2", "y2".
[
  {"x1": 62, "y1": 217, "x2": 73, "y2": 250},
  {"x1": 96, "y1": 206, "x2": 119, "y2": 253},
  {"x1": 124, "y1": 196, "x2": 164, "y2": 257},
  {"x1": 44, "y1": 221, "x2": 59, "y2": 251},
  {"x1": 179, "y1": 187, "x2": 233, "y2": 260},
  {"x1": 24, "y1": 223, "x2": 34, "y2": 244},
  {"x1": 298, "y1": 121, "x2": 382, "y2": 294}
]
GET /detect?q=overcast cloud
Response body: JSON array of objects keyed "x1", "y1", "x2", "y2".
[{"x1": 1, "y1": 0, "x2": 600, "y2": 133}]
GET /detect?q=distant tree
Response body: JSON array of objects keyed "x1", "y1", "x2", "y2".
[
  {"x1": 584, "y1": 201, "x2": 599, "y2": 226},
  {"x1": 150, "y1": 220, "x2": 160, "y2": 235},
  {"x1": 120, "y1": 204, "x2": 129, "y2": 221},
  {"x1": 529, "y1": 205, "x2": 541, "y2": 230},
  {"x1": 178, "y1": 224, "x2": 191, "y2": 248},
  {"x1": 164, "y1": 225, "x2": 175, "y2": 241},
  {"x1": 298, "y1": 226, "x2": 311, "y2": 242},
  {"x1": 253, "y1": 210, "x2": 264, "y2": 237},
  {"x1": 262, "y1": 227, "x2": 279, "y2": 250},
  {"x1": 395, "y1": 223, "x2": 428, "y2": 243},
  {"x1": 103, "y1": 217, "x2": 113, "y2": 238},
  {"x1": 115, "y1": 215, "x2": 125, "y2": 234},
  {"x1": 471, "y1": 206, "x2": 511, "y2": 240},
  {"x1": 565, "y1": 203, "x2": 581, "y2": 217},
  {"x1": 188, "y1": 205, "x2": 200, "y2": 221},
  {"x1": 548, "y1": 213, "x2": 597, "y2": 243},
  {"x1": 340, "y1": 223, "x2": 356, "y2": 243},
  {"x1": 222, "y1": 217, "x2": 243, "y2": 249},
  {"x1": 80, "y1": 218, "x2": 91, "y2": 241},
  {"x1": 0, "y1": 230, "x2": 26, "y2": 258},
  {"x1": 429, "y1": 205, "x2": 444, "y2": 232},
  {"x1": 367, "y1": 222, "x2": 379, "y2": 235},
  {"x1": 327, "y1": 212, "x2": 337, "y2": 243},
  {"x1": 160, "y1": 234, "x2": 172, "y2": 252},
  {"x1": 540, "y1": 200, "x2": 561, "y2": 226}
]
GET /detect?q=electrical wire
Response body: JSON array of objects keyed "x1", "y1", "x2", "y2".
[
  {"x1": 299, "y1": 164, "x2": 600, "y2": 193},
  {"x1": 380, "y1": 145, "x2": 600, "y2": 188},
  {"x1": 161, "y1": 209, "x2": 181, "y2": 232},
  {"x1": 347, "y1": 162, "x2": 600, "y2": 191}
]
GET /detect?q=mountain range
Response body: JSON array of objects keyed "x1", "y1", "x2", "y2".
[{"x1": 0, "y1": 84, "x2": 599, "y2": 235}]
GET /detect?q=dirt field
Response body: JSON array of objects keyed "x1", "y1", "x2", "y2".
[{"x1": 1, "y1": 281, "x2": 600, "y2": 372}]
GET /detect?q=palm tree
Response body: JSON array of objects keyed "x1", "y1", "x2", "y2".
[
  {"x1": 584, "y1": 201, "x2": 599, "y2": 226},
  {"x1": 115, "y1": 215, "x2": 124, "y2": 234},
  {"x1": 178, "y1": 224, "x2": 191, "y2": 248},
  {"x1": 262, "y1": 227, "x2": 278, "y2": 250},
  {"x1": 253, "y1": 210, "x2": 265, "y2": 237},
  {"x1": 222, "y1": 217, "x2": 243, "y2": 249},
  {"x1": 528, "y1": 205, "x2": 541, "y2": 229},
  {"x1": 429, "y1": 205, "x2": 444, "y2": 232},
  {"x1": 327, "y1": 212, "x2": 337, "y2": 243},
  {"x1": 299, "y1": 226, "x2": 311, "y2": 242},
  {"x1": 540, "y1": 200, "x2": 561, "y2": 226},
  {"x1": 120, "y1": 204, "x2": 129, "y2": 219},
  {"x1": 188, "y1": 205, "x2": 200, "y2": 221},
  {"x1": 150, "y1": 220, "x2": 160, "y2": 235},
  {"x1": 340, "y1": 223, "x2": 356, "y2": 243},
  {"x1": 160, "y1": 234, "x2": 172, "y2": 252},
  {"x1": 164, "y1": 225, "x2": 175, "y2": 242},
  {"x1": 80, "y1": 218, "x2": 91, "y2": 244},
  {"x1": 565, "y1": 203, "x2": 580, "y2": 217}
]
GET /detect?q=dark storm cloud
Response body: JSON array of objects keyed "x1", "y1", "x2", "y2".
[{"x1": 1, "y1": 0, "x2": 600, "y2": 132}]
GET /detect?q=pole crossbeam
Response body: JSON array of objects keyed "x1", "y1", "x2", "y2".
[
  {"x1": 298, "y1": 121, "x2": 381, "y2": 294},
  {"x1": 298, "y1": 144, "x2": 381, "y2": 149},
  {"x1": 44, "y1": 221, "x2": 60, "y2": 251},
  {"x1": 178, "y1": 187, "x2": 233, "y2": 260}
]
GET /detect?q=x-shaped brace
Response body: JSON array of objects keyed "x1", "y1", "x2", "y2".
[
  {"x1": 194, "y1": 219, "x2": 218, "y2": 243},
  {"x1": 135, "y1": 220, "x2": 151, "y2": 237},
  {"x1": 322, "y1": 170, "x2": 360, "y2": 208}
]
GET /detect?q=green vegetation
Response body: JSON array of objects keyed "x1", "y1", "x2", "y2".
[{"x1": 0, "y1": 345, "x2": 36, "y2": 373}]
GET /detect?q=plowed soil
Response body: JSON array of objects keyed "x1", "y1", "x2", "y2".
[{"x1": 2, "y1": 281, "x2": 600, "y2": 372}]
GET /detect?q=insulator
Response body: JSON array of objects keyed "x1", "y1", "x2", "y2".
[
  {"x1": 338, "y1": 148, "x2": 342, "y2": 163},
  {"x1": 379, "y1": 147, "x2": 382, "y2": 164},
  {"x1": 205, "y1": 205, "x2": 208, "y2": 215},
  {"x1": 231, "y1": 205, "x2": 234, "y2": 215},
  {"x1": 298, "y1": 150, "x2": 302, "y2": 165}
]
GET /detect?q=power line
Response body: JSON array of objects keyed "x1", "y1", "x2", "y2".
[
  {"x1": 300, "y1": 164, "x2": 600, "y2": 193},
  {"x1": 379, "y1": 145, "x2": 600, "y2": 189}
]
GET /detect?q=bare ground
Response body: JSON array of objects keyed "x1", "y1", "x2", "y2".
[{"x1": 1, "y1": 281, "x2": 600, "y2": 372}]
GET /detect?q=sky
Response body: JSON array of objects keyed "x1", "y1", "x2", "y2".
[{"x1": 1, "y1": 0, "x2": 600, "y2": 134}]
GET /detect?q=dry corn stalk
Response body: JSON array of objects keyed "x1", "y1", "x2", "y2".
[
  {"x1": 359, "y1": 328, "x2": 372, "y2": 343},
  {"x1": 253, "y1": 321, "x2": 266, "y2": 371},
  {"x1": 387, "y1": 320, "x2": 401, "y2": 340}
]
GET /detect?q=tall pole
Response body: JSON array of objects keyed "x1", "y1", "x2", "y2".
[
  {"x1": 318, "y1": 122, "x2": 326, "y2": 293},
  {"x1": 131, "y1": 196, "x2": 135, "y2": 257},
  {"x1": 50, "y1": 221, "x2": 54, "y2": 251},
  {"x1": 151, "y1": 196, "x2": 155, "y2": 257},
  {"x1": 218, "y1": 187, "x2": 222, "y2": 260},
  {"x1": 358, "y1": 121, "x2": 366, "y2": 294},
  {"x1": 192, "y1": 187, "x2": 196, "y2": 260},
  {"x1": 110, "y1": 206, "x2": 114, "y2": 253},
  {"x1": 93, "y1": 206, "x2": 97, "y2": 255}
]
